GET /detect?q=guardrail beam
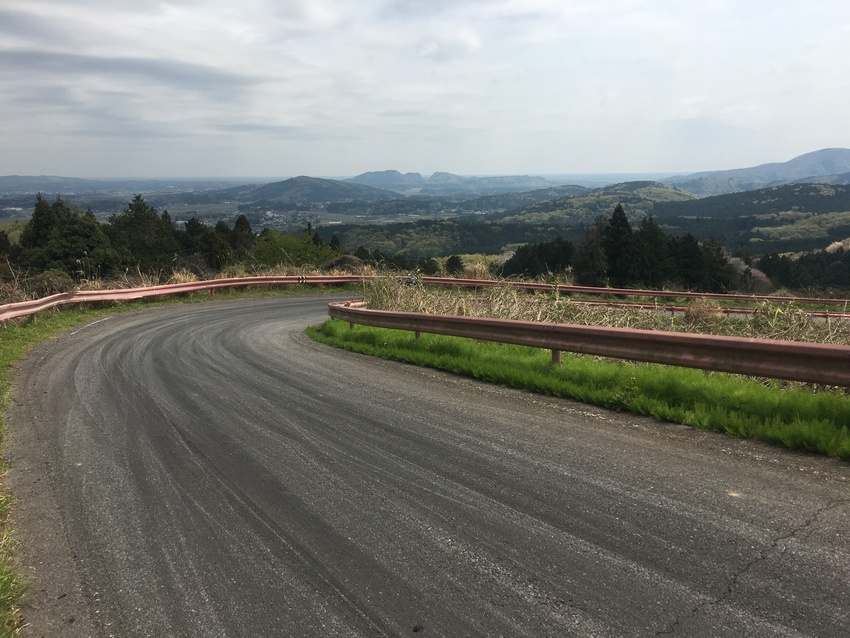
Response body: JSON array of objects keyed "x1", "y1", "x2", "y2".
[{"x1": 328, "y1": 302, "x2": 850, "y2": 387}]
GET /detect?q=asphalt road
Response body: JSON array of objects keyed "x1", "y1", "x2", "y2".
[{"x1": 7, "y1": 294, "x2": 850, "y2": 637}]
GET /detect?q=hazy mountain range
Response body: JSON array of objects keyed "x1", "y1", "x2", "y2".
[
  {"x1": 2, "y1": 148, "x2": 850, "y2": 208},
  {"x1": 662, "y1": 148, "x2": 850, "y2": 195}
]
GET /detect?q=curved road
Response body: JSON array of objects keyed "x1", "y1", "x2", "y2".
[{"x1": 7, "y1": 295, "x2": 850, "y2": 637}]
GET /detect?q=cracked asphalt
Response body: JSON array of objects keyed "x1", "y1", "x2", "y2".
[{"x1": 6, "y1": 294, "x2": 850, "y2": 637}]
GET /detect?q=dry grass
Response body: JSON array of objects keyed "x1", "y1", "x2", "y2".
[
  {"x1": 364, "y1": 278, "x2": 850, "y2": 346},
  {"x1": 461, "y1": 262, "x2": 493, "y2": 280}
]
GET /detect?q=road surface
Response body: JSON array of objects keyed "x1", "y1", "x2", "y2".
[{"x1": 7, "y1": 295, "x2": 850, "y2": 637}]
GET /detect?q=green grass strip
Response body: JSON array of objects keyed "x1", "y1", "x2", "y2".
[{"x1": 307, "y1": 319, "x2": 850, "y2": 460}]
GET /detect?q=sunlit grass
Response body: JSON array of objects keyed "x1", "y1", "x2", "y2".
[{"x1": 307, "y1": 319, "x2": 850, "y2": 460}]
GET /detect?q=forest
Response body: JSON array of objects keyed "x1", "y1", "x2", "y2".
[
  {"x1": 2, "y1": 194, "x2": 341, "y2": 296},
  {"x1": 5, "y1": 193, "x2": 850, "y2": 298}
]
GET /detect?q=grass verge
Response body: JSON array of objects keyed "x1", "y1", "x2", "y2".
[
  {"x1": 307, "y1": 319, "x2": 850, "y2": 460},
  {"x1": 0, "y1": 284, "x2": 356, "y2": 635}
]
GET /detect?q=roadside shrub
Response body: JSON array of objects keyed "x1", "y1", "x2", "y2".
[
  {"x1": 22, "y1": 269, "x2": 74, "y2": 298},
  {"x1": 0, "y1": 283, "x2": 27, "y2": 305},
  {"x1": 682, "y1": 299, "x2": 724, "y2": 326},
  {"x1": 323, "y1": 254, "x2": 365, "y2": 273},
  {"x1": 462, "y1": 262, "x2": 492, "y2": 280}
]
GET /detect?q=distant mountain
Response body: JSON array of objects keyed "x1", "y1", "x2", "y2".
[
  {"x1": 348, "y1": 170, "x2": 554, "y2": 196},
  {"x1": 216, "y1": 176, "x2": 399, "y2": 205},
  {"x1": 347, "y1": 170, "x2": 425, "y2": 192},
  {"x1": 664, "y1": 148, "x2": 850, "y2": 196},
  {"x1": 794, "y1": 170, "x2": 850, "y2": 186}
]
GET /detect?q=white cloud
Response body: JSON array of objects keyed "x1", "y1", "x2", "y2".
[{"x1": 1, "y1": 0, "x2": 849, "y2": 176}]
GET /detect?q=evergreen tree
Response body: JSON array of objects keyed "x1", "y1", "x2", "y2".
[
  {"x1": 501, "y1": 243, "x2": 544, "y2": 277},
  {"x1": 633, "y1": 216, "x2": 675, "y2": 287},
  {"x1": 230, "y1": 214, "x2": 256, "y2": 259},
  {"x1": 573, "y1": 219, "x2": 608, "y2": 286},
  {"x1": 501, "y1": 237, "x2": 573, "y2": 278},
  {"x1": 106, "y1": 195, "x2": 179, "y2": 274},
  {"x1": 669, "y1": 234, "x2": 705, "y2": 289},
  {"x1": 603, "y1": 204, "x2": 639, "y2": 287},
  {"x1": 699, "y1": 237, "x2": 738, "y2": 292},
  {"x1": 19, "y1": 194, "x2": 61, "y2": 250},
  {"x1": 198, "y1": 225, "x2": 232, "y2": 270},
  {"x1": 17, "y1": 196, "x2": 117, "y2": 278},
  {"x1": 416, "y1": 257, "x2": 440, "y2": 275},
  {"x1": 445, "y1": 254, "x2": 464, "y2": 276}
]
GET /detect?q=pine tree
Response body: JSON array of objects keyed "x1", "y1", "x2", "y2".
[
  {"x1": 106, "y1": 195, "x2": 179, "y2": 274},
  {"x1": 603, "y1": 204, "x2": 639, "y2": 287},
  {"x1": 633, "y1": 216, "x2": 675, "y2": 287},
  {"x1": 573, "y1": 219, "x2": 608, "y2": 286}
]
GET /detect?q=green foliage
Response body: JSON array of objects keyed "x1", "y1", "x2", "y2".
[
  {"x1": 759, "y1": 248, "x2": 850, "y2": 290},
  {"x1": 252, "y1": 228, "x2": 338, "y2": 268},
  {"x1": 500, "y1": 237, "x2": 573, "y2": 278},
  {"x1": 16, "y1": 195, "x2": 118, "y2": 279},
  {"x1": 416, "y1": 257, "x2": 440, "y2": 275},
  {"x1": 603, "y1": 203, "x2": 639, "y2": 286},
  {"x1": 572, "y1": 219, "x2": 607, "y2": 286},
  {"x1": 633, "y1": 216, "x2": 675, "y2": 287},
  {"x1": 445, "y1": 254, "x2": 464, "y2": 276},
  {"x1": 21, "y1": 268, "x2": 74, "y2": 297},
  {"x1": 308, "y1": 320, "x2": 850, "y2": 459},
  {"x1": 106, "y1": 194, "x2": 180, "y2": 274}
]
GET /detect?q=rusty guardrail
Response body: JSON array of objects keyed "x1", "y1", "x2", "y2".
[
  {"x1": 4, "y1": 273, "x2": 850, "y2": 326},
  {"x1": 0, "y1": 275, "x2": 363, "y2": 322},
  {"x1": 328, "y1": 301, "x2": 850, "y2": 387},
  {"x1": 420, "y1": 277, "x2": 850, "y2": 307}
]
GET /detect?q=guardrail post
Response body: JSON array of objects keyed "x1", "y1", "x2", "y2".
[
  {"x1": 552, "y1": 349, "x2": 561, "y2": 364},
  {"x1": 415, "y1": 331, "x2": 422, "y2": 341}
]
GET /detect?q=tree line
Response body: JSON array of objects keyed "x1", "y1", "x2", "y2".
[
  {"x1": 498, "y1": 204, "x2": 741, "y2": 292},
  {"x1": 2, "y1": 194, "x2": 342, "y2": 286},
  {"x1": 4, "y1": 194, "x2": 848, "y2": 297},
  {"x1": 757, "y1": 249, "x2": 850, "y2": 291}
]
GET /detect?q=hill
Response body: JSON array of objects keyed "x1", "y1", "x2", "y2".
[
  {"x1": 490, "y1": 181, "x2": 697, "y2": 227},
  {"x1": 237, "y1": 176, "x2": 398, "y2": 204},
  {"x1": 323, "y1": 182, "x2": 698, "y2": 258},
  {"x1": 795, "y1": 171, "x2": 850, "y2": 186},
  {"x1": 653, "y1": 183, "x2": 850, "y2": 254},
  {"x1": 664, "y1": 148, "x2": 850, "y2": 196},
  {"x1": 346, "y1": 170, "x2": 426, "y2": 193},
  {"x1": 323, "y1": 180, "x2": 850, "y2": 258}
]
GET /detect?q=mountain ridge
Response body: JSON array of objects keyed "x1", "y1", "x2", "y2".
[{"x1": 663, "y1": 148, "x2": 850, "y2": 195}]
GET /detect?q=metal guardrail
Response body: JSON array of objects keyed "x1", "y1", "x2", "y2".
[
  {"x1": 328, "y1": 301, "x2": 850, "y2": 387},
  {"x1": 0, "y1": 276, "x2": 363, "y2": 322},
  {"x1": 419, "y1": 277, "x2": 850, "y2": 307},
  {"x1": 5, "y1": 272, "x2": 850, "y2": 384}
]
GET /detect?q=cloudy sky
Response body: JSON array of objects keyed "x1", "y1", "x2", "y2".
[{"x1": 2, "y1": 0, "x2": 849, "y2": 178}]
